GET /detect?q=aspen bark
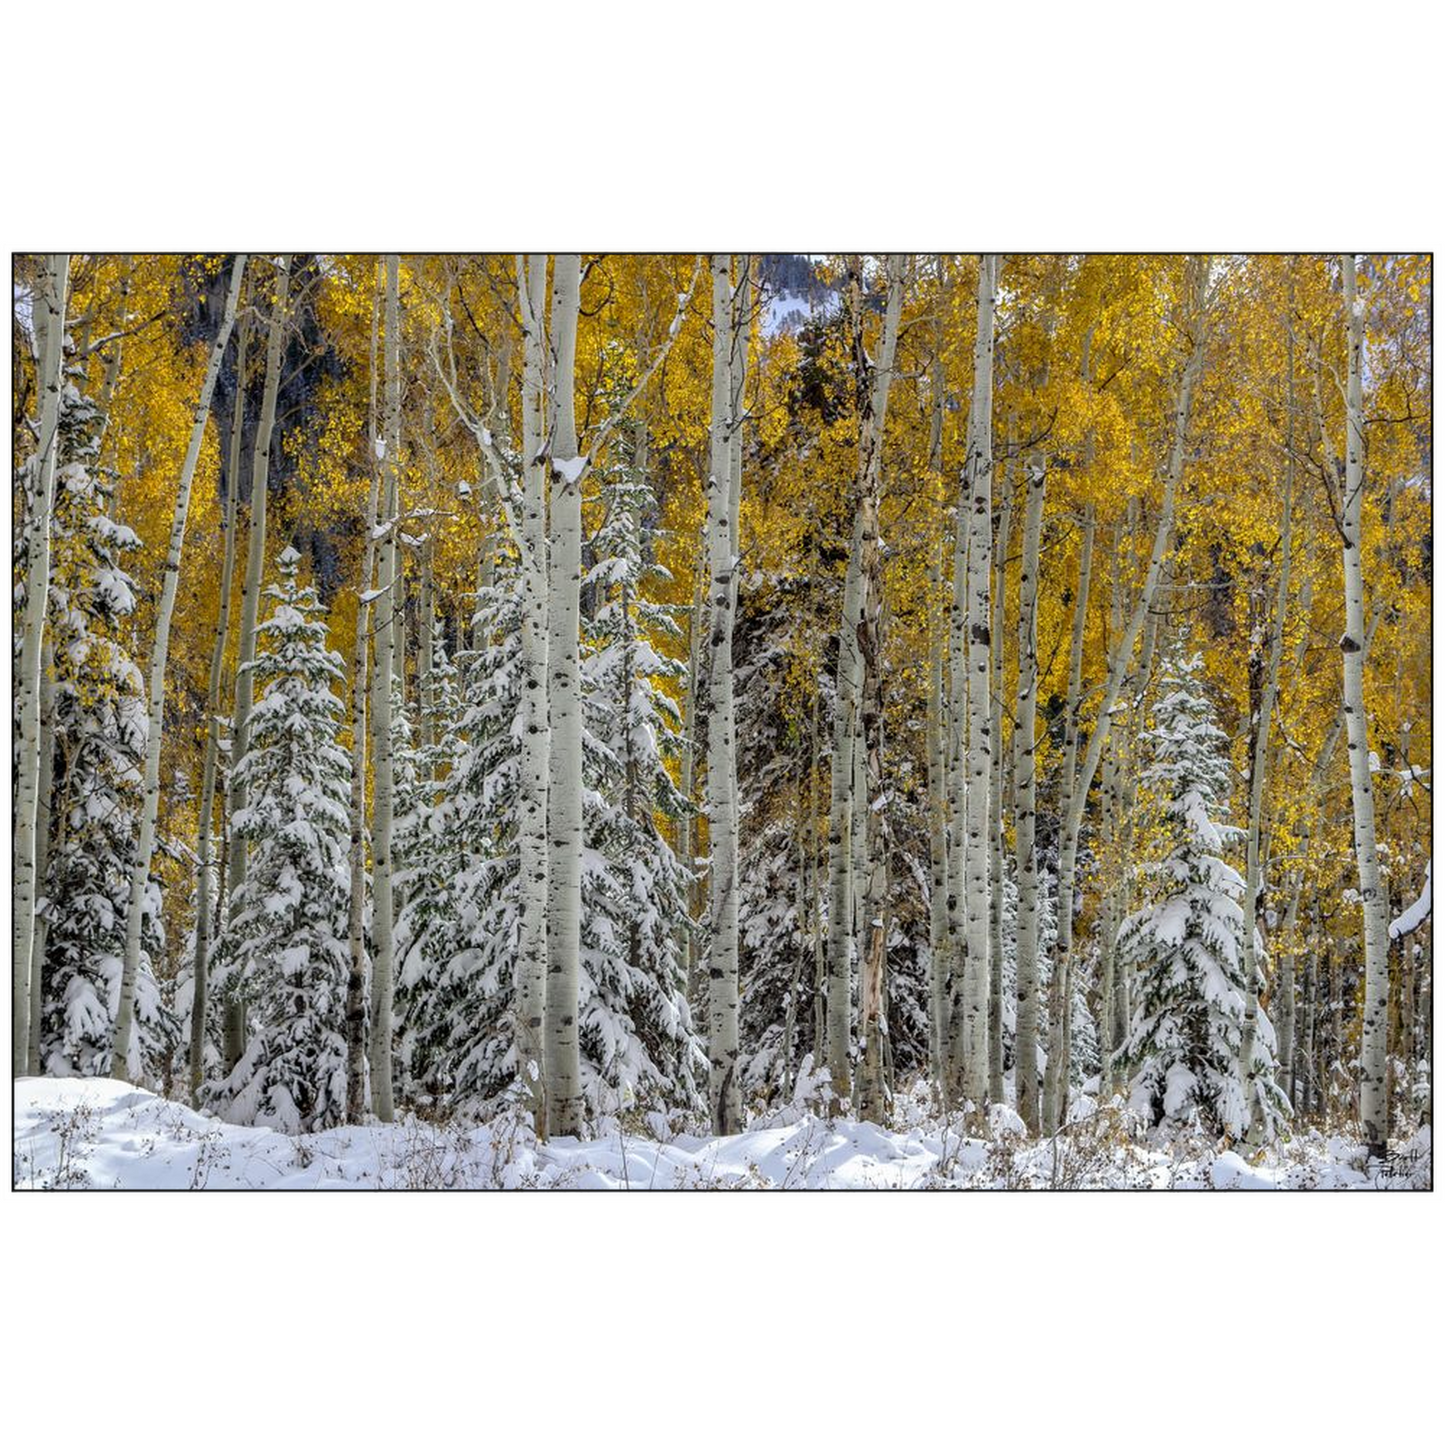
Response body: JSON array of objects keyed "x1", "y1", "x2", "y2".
[
  {"x1": 192, "y1": 300, "x2": 251, "y2": 1103},
  {"x1": 825, "y1": 522, "x2": 864, "y2": 1104},
  {"x1": 28, "y1": 642, "x2": 58, "y2": 1074},
  {"x1": 925, "y1": 366, "x2": 950, "y2": 1090},
  {"x1": 13, "y1": 254, "x2": 69, "y2": 1076},
  {"x1": 1238, "y1": 461, "x2": 1293, "y2": 1137},
  {"x1": 515, "y1": 254, "x2": 551, "y2": 1130},
  {"x1": 1012, "y1": 458, "x2": 1046, "y2": 1130},
  {"x1": 987, "y1": 459, "x2": 1014, "y2": 1104},
  {"x1": 345, "y1": 266, "x2": 383, "y2": 1123},
  {"x1": 926, "y1": 539, "x2": 949, "y2": 1090},
  {"x1": 368, "y1": 254, "x2": 401, "y2": 1122},
  {"x1": 224, "y1": 255, "x2": 290, "y2": 1071},
  {"x1": 111, "y1": 254, "x2": 246, "y2": 1079},
  {"x1": 808, "y1": 686, "x2": 826, "y2": 1067},
  {"x1": 1036, "y1": 503, "x2": 1094, "y2": 1126},
  {"x1": 1339, "y1": 254, "x2": 1392, "y2": 1160},
  {"x1": 544, "y1": 254, "x2": 586, "y2": 1138},
  {"x1": 706, "y1": 254, "x2": 744, "y2": 1134},
  {"x1": 678, "y1": 527, "x2": 706, "y2": 1006},
  {"x1": 853, "y1": 254, "x2": 904, "y2": 1124},
  {"x1": 1096, "y1": 528, "x2": 1128, "y2": 1097},
  {"x1": 941, "y1": 514, "x2": 969, "y2": 1097},
  {"x1": 960, "y1": 253, "x2": 998, "y2": 1109}
]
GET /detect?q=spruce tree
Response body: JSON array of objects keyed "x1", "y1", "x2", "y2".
[
  {"x1": 398, "y1": 568, "x2": 524, "y2": 1104},
  {"x1": 209, "y1": 547, "x2": 352, "y2": 1132},
  {"x1": 33, "y1": 368, "x2": 176, "y2": 1081},
  {"x1": 394, "y1": 632, "x2": 466, "y2": 1100},
  {"x1": 581, "y1": 421, "x2": 704, "y2": 1110},
  {"x1": 1117, "y1": 653, "x2": 1289, "y2": 1138}
]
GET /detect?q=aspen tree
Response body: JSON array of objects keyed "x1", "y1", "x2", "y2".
[
  {"x1": 191, "y1": 298, "x2": 252, "y2": 1102},
  {"x1": 223, "y1": 255, "x2": 291, "y2": 1071},
  {"x1": 1031, "y1": 503, "x2": 1091, "y2": 1125},
  {"x1": 705, "y1": 254, "x2": 744, "y2": 1133},
  {"x1": 516, "y1": 254, "x2": 551, "y2": 1128},
  {"x1": 942, "y1": 439, "x2": 971, "y2": 1096},
  {"x1": 13, "y1": 254, "x2": 69, "y2": 1075},
  {"x1": 925, "y1": 369, "x2": 950, "y2": 1090},
  {"x1": 1238, "y1": 461, "x2": 1293, "y2": 1138},
  {"x1": 1096, "y1": 530, "x2": 1128, "y2": 1096},
  {"x1": 111, "y1": 254, "x2": 246, "y2": 1079},
  {"x1": 344, "y1": 266, "x2": 382, "y2": 1122},
  {"x1": 960, "y1": 253, "x2": 998, "y2": 1108},
  {"x1": 926, "y1": 540, "x2": 948, "y2": 1088},
  {"x1": 27, "y1": 645, "x2": 57, "y2": 1073},
  {"x1": 545, "y1": 253, "x2": 586, "y2": 1137},
  {"x1": 1012, "y1": 458, "x2": 1046, "y2": 1130},
  {"x1": 1339, "y1": 253, "x2": 1392, "y2": 1161},
  {"x1": 852, "y1": 253, "x2": 904, "y2": 1123},
  {"x1": 678, "y1": 526, "x2": 706, "y2": 1003},
  {"x1": 368, "y1": 254, "x2": 401, "y2": 1122},
  {"x1": 987, "y1": 459, "x2": 1014, "y2": 1103}
]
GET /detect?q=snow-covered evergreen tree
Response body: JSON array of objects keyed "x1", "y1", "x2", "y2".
[
  {"x1": 1117, "y1": 653, "x2": 1289, "y2": 1138},
  {"x1": 580, "y1": 422, "x2": 704, "y2": 1109},
  {"x1": 208, "y1": 547, "x2": 351, "y2": 1132},
  {"x1": 32, "y1": 368, "x2": 176, "y2": 1081},
  {"x1": 736, "y1": 579, "x2": 826, "y2": 1100},
  {"x1": 394, "y1": 632, "x2": 467, "y2": 1099},
  {"x1": 397, "y1": 569, "x2": 524, "y2": 1104}
]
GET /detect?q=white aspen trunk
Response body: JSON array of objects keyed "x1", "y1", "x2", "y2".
[
  {"x1": 192, "y1": 302, "x2": 251, "y2": 1103},
  {"x1": 678, "y1": 527, "x2": 706, "y2": 1006},
  {"x1": 960, "y1": 253, "x2": 999, "y2": 1109},
  {"x1": 1042, "y1": 258, "x2": 1209, "y2": 1132},
  {"x1": 96, "y1": 256, "x2": 133, "y2": 512},
  {"x1": 850, "y1": 702, "x2": 868, "y2": 1023},
  {"x1": 1339, "y1": 254, "x2": 1392, "y2": 1161},
  {"x1": 942, "y1": 501, "x2": 970, "y2": 1099},
  {"x1": 28, "y1": 641, "x2": 58, "y2": 1074},
  {"x1": 728, "y1": 260, "x2": 751, "y2": 614},
  {"x1": 1239, "y1": 464, "x2": 1293, "y2": 1138},
  {"x1": 13, "y1": 254, "x2": 69, "y2": 1076},
  {"x1": 515, "y1": 254, "x2": 551, "y2": 1131},
  {"x1": 808, "y1": 685, "x2": 826, "y2": 1065},
  {"x1": 1110, "y1": 550, "x2": 1163, "y2": 1074},
  {"x1": 853, "y1": 254, "x2": 904, "y2": 1124},
  {"x1": 825, "y1": 521, "x2": 864, "y2": 1105},
  {"x1": 924, "y1": 363, "x2": 950, "y2": 1091},
  {"x1": 419, "y1": 536, "x2": 435, "y2": 751},
  {"x1": 345, "y1": 266, "x2": 383, "y2": 1123},
  {"x1": 224, "y1": 256, "x2": 290, "y2": 1072},
  {"x1": 987, "y1": 456, "x2": 1014, "y2": 1104},
  {"x1": 705, "y1": 253, "x2": 743, "y2": 1134},
  {"x1": 367, "y1": 254, "x2": 401, "y2": 1122},
  {"x1": 784, "y1": 775, "x2": 807, "y2": 1099},
  {"x1": 1036, "y1": 502, "x2": 1093, "y2": 1127},
  {"x1": 1096, "y1": 527, "x2": 1127, "y2": 1097},
  {"x1": 111, "y1": 255, "x2": 247, "y2": 1079},
  {"x1": 926, "y1": 538, "x2": 949, "y2": 1091},
  {"x1": 1012, "y1": 458, "x2": 1046, "y2": 1130},
  {"x1": 544, "y1": 253, "x2": 586, "y2": 1138}
]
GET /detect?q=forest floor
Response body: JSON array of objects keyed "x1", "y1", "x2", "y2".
[{"x1": 12, "y1": 1077, "x2": 1431, "y2": 1190}]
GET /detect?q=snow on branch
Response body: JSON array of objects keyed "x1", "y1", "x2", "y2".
[{"x1": 1389, "y1": 861, "x2": 1431, "y2": 941}]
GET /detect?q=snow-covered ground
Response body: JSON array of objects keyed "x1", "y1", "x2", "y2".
[{"x1": 12, "y1": 1078, "x2": 1430, "y2": 1190}]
